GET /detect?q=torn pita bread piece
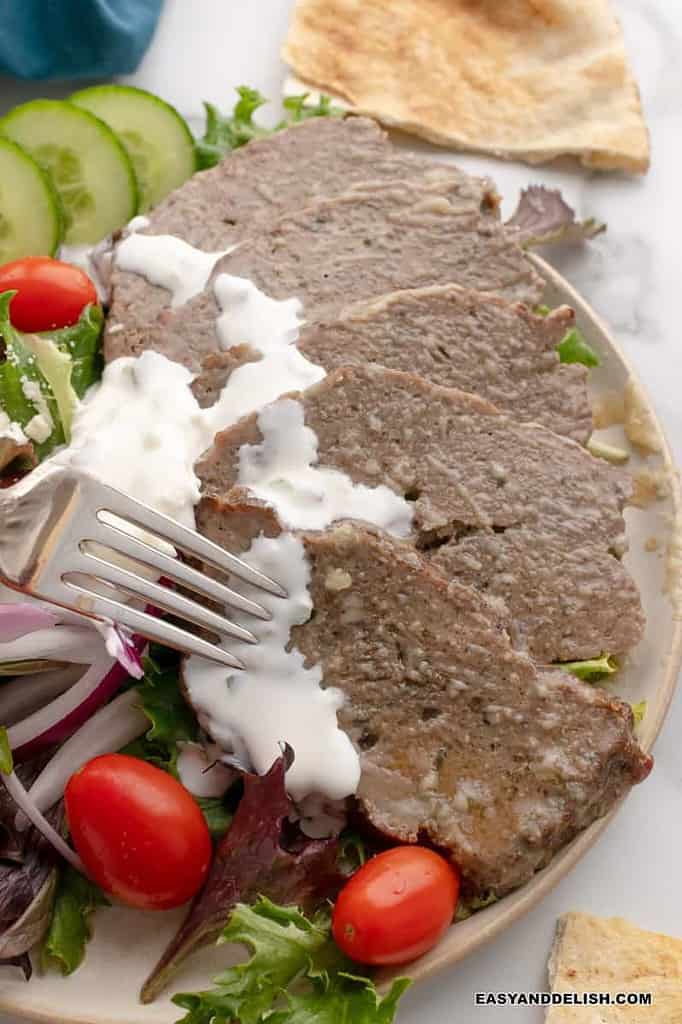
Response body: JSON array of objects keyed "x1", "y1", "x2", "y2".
[
  {"x1": 547, "y1": 912, "x2": 682, "y2": 1022},
  {"x1": 282, "y1": 0, "x2": 650, "y2": 173}
]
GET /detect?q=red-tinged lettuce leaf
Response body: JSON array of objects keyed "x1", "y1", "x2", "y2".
[
  {"x1": 0, "y1": 758, "x2": 62, "y2": 967},
  {"x1": 506, "y1": 186, "x2": 606, "y2": 248},
  {"x1": 0, "y1": 953, "x2": 32, "y2": 979},
  {"x1": 0, "y1": 435, "x2": 35, "y2": 479},
  {"x1": 141, "y1": 749, "x2": 344, "y2": 1003},
  {"x1": 0, "y1": 756, "x2": 63, "y2": 967},
  {"x1": 0, "y1": 755, "x2": 52, "y2": 862}
]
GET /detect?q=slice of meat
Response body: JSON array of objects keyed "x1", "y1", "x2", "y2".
[
  {"x1": 105, "y1": 179, "x2": 543, "y2": 382},
  {"x1": 130, "y1": 116, "x2": 498, "y2": 249},
  {"x1": 193, "y1": 509, "x2": 651, "y2": 896},
  {"x1": 196, "y1": 364, "x2": 643, "y2": 662},
  {"x1": 105, "y1": 115, "x2": 498, "y2": 363},
  {"x1": 215, "y1": 181, "x2": 543, "y2": 310},
  {"x1": 180, "y1": 287, "x2": 591, "y2": 444},
  {"x1": 299, "y1": 286, "x2": 591, "y2": 443}
]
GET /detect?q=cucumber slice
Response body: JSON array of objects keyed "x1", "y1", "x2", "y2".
[
  {"x1": 0, "y1": 100, "x2": 139, "y2": 244},
  {"x1": 71, "y1": 85, "x2": 197, "y2": 212},
  {"x1": 0, "y1": 137, "x2": 63, "y2": 262}
]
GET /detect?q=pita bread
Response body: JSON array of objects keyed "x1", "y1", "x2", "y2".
[
  {"x1": 282, "y1": 0, "x2": 650, "y2": 173},
  {"x1": 547, "y1": 912, "x2": 682, "y2": 1022}
]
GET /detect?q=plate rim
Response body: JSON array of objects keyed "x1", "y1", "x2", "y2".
[{"x1": 0, "y1": 254, "x2": 680, "y2": 1022}]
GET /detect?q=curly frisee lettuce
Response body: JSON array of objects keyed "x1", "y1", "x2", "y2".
[
  {"x1": 196, "y1": 86, "x2": 342, "y2": 170},
  {"x1": 173, "y1": 897, "x2": 410, "y2": 1024}
]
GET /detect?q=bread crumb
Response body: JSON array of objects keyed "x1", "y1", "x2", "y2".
[
  {"x1": 624, "y1": 377, "x2": 661, "y2": 454},
  {"x1": 630, "y1": 468, "x2": 670, "y2": 508},
  {"x1": 665, "y1": 509, "x2": 682, "y2": 617},
  {"x1": 644, "y1": 536, "x2": 659, "y2": 552}
]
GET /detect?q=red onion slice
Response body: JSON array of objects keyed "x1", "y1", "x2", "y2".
[
  {"x1": 0, "y1": 626, "x2": 106, "y2": 665},
  {"x1": 26, "y1": 689, "x2": 148, "y2": 816},
  {"x1": 0, "y1": 604, "x2": 59, "y2": 643},
  {"x1": 0, "y1": 665, "x2": 83, "y2": 726},
  {"x1": 2, "y1": 770, "x2": 84, "y2": 873},
  {"x1": 98, "y1": 623, "x2": 144, "y2": 680},
  {"x1": 9, "y1": 635, "x2": 146, "y2": 762}
]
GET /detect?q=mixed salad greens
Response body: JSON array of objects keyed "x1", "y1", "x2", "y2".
[
  {"x1": 0, "y1": 82, "x2": 641, "y2": 1024},
  {"x1": 0, "y1": 291, "x2": 102, "y2": 462},
  {"x1": 173, "y1": 898, "x2": 410, "y2": 1024}
]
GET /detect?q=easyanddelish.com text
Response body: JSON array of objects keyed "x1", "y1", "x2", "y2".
[{"x1": 475, "y1": 991, "x2": 653, "y2": 1007}]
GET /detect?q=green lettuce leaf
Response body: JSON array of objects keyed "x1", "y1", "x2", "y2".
[
  {"x1": 277, "y1": 93, "x2": 343, "y2": 127},
  {"x1": 455, "y1": 889, "x2": 498, "y2": 922},
  {"x1": 172, "y1": 897, "x2": 410, "y2": 1024},
  {"x1": 119, "y1": 654, "x2": 233, "y2": 838},
  {"x1": 0, "y1": 727, "x2": 13, "y2": 775},
  {"x1": 0, "y1": 292, "x2": 103, "y2": 461},
  {"x1": 556, "y1": 327, "x2": 600, "y2": 368},
  {"x1": 41, "y1": 866, "x2": 109, "y2": 975},
  {"x1": 338, "y1": 830, "x2": 367, "y2": 874},
  {"x1": 559, "y1": 653, "x2": 617, "y2": 682},
  {"x1": 22, "y1": 334, "x2": 78, "y2": 441},
  {"x1": 196, "y1": 87, "x2": 342, "y2": 170},
  {"x1": 197, "y1": 87, "x2": 270, "y2": 169},
  {"x1": 196, "y1": 797, "x2": 233, "y2": 840},
  {"x1": 130, "y1": 653, "x2": 198, "y2": 765},
  {"x1": 43, "y1": 302, "x2": 103, "y2": 399},
  {"x1": 534, "y1": 309, "x2": 600, "y2": 369}
]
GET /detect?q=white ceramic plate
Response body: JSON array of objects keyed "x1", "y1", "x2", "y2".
[{"x1": 0, "y1": 256, "x2": 679, "y2": 1023}]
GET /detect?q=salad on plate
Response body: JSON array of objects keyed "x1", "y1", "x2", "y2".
[{"x1": 0, "y1": 84, "x2": 653, "y2": 1024}]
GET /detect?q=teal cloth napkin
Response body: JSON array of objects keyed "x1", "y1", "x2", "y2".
[{"x1": 0, "y1": 0, "x2": 163, "y2": 79}]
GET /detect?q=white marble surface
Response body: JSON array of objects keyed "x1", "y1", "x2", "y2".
[{"x1": 1, "y1": 1, "x2": 681, "y2": 1021}]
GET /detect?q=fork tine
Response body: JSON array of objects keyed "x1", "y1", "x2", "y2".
[
  {"x1": 84, "y1": 523, "x2": 272, "y2": 621},
  {"x1": 92, "y1": 482, "x2": 287, "y2": 598},
  {"x1": 68, "y1": 554, "x2": 258, "y2": 645},
  {"x1": 57, "y1": 585, "x2": 244, "y2": 669}
]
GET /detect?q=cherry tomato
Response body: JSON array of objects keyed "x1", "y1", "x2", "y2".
[
  {"x1": 332, "y1": 846, "x2": 460, "y2": 966},
  {"x1": 65, "y1": 754, "x2": 212, "y2": 910},
  {"x1": 0, "y1": 257, "x2": 98, "y2": 332}
]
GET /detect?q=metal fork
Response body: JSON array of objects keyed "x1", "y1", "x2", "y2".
[{"x1": 0, "y1": 463, "x2": 286, "y2": 670}]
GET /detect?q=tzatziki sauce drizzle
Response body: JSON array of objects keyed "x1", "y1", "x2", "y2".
[{"x1": 88, "y1": 231, "x2": 417, "y2": 816}]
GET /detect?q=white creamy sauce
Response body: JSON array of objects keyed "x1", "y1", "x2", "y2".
[
  {"x1": 59, "y1": 243, "x2": 110, "y2": 303},
  {"x1": 214, "y1": 275, "x2": 302, "y2": 352},
  {"x1": 238, "y1": 398, "x2": 413, "y2": 536},
  {"x1": 114, "y1": 238, "x2": 326, "y2": 425},
  {"x1": 115, "y1": 233, "x2": 230, "y2": 308},
  {"x1": 176, "y1": 741, "x2": 235, "y2": 798},
  {"x1": 55, "y1": 352, "x2": 213, "y2": 529},
  {"x1": 206, "y1": 348, "x2": 325, "y2": 435},
  {"x1": 21, "y1": 380, "x2": 54, "y2": 444},
  {"x1": 48, "y1": 232, "x2": 390, "y2": 812},
  {"x1": 125, "y1": 215, "x2": 151, "y2": 234},
  {"x1": 184, "y1": 533, "x2": 361, "y2": 803},
  {"x1": 293, "y1": 794, "x2": 349, "y2": 839},
  {"x1": 24, "y1": 416, "x2": 51, "y2": 444},
  {"x1": 0, "y1": 411, "x2": 27, "y2": 445},
  {"x1": 203, "y1": 275, "x2": 325, "y2": 431}
]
